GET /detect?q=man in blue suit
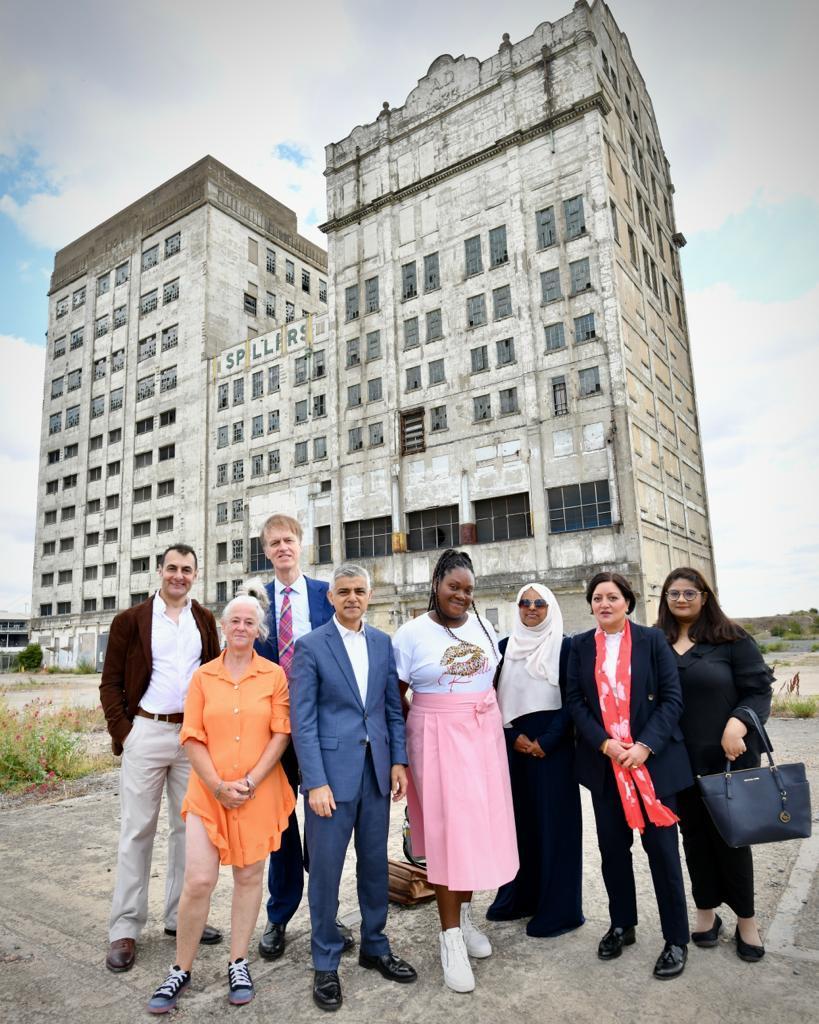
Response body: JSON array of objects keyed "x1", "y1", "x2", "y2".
[
  {"x1": 253, "y1": 514, "x2": 352, "y2": 960},
  {"x1": 291, "y1": 563, "x2": 417, "y2": 1011}
]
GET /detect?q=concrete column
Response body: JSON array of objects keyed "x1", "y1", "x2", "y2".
[{"x1": 458, "y1": 470, "x2": 476, "y2": 544}]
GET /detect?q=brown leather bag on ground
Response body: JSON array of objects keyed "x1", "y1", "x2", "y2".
[{"x1": 387, "y1": 859, "x2": 435, "y2": 906}]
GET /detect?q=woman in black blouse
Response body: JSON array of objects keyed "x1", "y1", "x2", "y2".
[{"x1": 656, "y1": 567, "x2": 773, "y2": 963}]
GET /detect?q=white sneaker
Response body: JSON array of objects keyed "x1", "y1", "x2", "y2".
[
  {"x1": 460, "y1": 902, "x2": 492, "y2": 958},
  {"x1": 439, "y1": 928, "x2": 475, "y2": 993}
]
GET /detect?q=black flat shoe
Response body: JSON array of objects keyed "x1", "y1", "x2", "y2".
[
  {"x1": 313, "y1": 970, "x2": 343, "y2": 1011},
  {"x1": 653, "y1": 942, "x2": 687, "y2": 979},
  {"x1": 735, "y1": 927, "x2": 765, "y2": 962},
  {"x1": 258, "y1": 921, "x2": 286, "y2": 961},
  {"x1": 164, "y1": 924, "x2": 223, "y2": 945},
  {"x1": 691, "y1": 914, "x2": 723, "y2": 948},
  {"x1": 358, "y1": 951, "x2": 418, "y2": 983},
  {"x1": 598, "y1": 925, "x2": 636, "y2": 960}
]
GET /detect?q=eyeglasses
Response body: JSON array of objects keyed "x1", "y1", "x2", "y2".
[
  {"x1": 518, "y1": 599, "x2": 548, "y2": 609},
  {"x1": 666, "y1": 589, "x2": 701, "y2": 602}
]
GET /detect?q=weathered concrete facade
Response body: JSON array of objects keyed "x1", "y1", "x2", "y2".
[
  {"x1": 30, "y1": 1, "x2": 715, "y2": 659},
  {"x1": 31, "y1": 157, "x2": 327, "y2": 666},
  {"x1": 313, "y1": 0, "x2": 714, "y2": 633}
]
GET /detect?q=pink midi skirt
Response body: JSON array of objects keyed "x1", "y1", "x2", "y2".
[{"x1": 406, "y1": 688, "x2": 519, "y2": 891}]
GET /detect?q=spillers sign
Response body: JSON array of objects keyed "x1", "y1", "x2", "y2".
[{"x1": 217, "y1": 319, "x2": 311, "y2": 376}]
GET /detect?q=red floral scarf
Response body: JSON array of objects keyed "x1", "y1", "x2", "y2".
[{"x1": 594, "y1": 619, "x2": 678, "y2": 833}]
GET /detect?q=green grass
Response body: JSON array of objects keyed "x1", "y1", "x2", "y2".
[
  {"x1": 0, "y1": 698, "x2": 111, "y2": 793},
  {"x1": 771, "y1": 695, "x2": 818, "y2": 719},
  {"x1": 759, "y1": 642, "x2": 785, "y2": 653}
]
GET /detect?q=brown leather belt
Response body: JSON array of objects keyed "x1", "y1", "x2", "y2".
[{"x1": 136, "y1": 707, "x2": 184, "y2": 724}]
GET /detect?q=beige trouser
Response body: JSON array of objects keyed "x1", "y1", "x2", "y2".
[{"x1": 108, "y1": 714, "x2": 191, "y2": 942}]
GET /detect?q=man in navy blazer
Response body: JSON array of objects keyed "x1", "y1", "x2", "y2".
[
  {"x1": 253, "y1": 513, "x2": 344, "y2": 961},
  {"x1": 291, "y1": 563, "x2": 417, "y2": 1011}
]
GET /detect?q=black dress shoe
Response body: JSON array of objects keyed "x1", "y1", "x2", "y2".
[
  {"x1": 313, "y1": 970, "x2": 342, "y2": 1011},
  {"x1": 358, "y1": 951, "x2": 418, "y2": 983},
  {"x1": 337, "y1": 919, "x2": 355, "y2": 953},
  {"x1": 164, "y1": 924, "x2": 223, "y2": 945},
  {"x1": 597, "y1": 925, "x2": 636, "y2": 960},
  {"x1": 258, "y1": 921, "x2": 286, "y2": 961},
  {"x1": 691, "y1": 913, "x2": 723, "y2": 948},
  {"x1": 653, "y1": 942, "x2": 688, "y2": 979},
  {"x1": 735, "y1": 927, "x2": 765, "y2": 962}
]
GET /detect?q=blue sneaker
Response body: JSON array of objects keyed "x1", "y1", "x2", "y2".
[
  {"x1": 228, "y1": 958, "x2": 255, "y2": 1006},
  {"x1": 148, "y1": 966, "x2": 190, "y2": 1014}
]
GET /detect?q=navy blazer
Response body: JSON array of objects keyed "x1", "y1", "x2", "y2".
[
  {"x1": 565, "y1": 622, "x2": 693, "y2": 799},
  {"x1": 254, "y1": 575, "x2": 334, "y2": 664},
  {"x1": 290, "y1": 619, "x2": 407, "y2": 803}
]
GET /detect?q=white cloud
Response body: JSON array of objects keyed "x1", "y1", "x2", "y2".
[
  {"x1": 687, "y1": 283, "x2": 819, "y2": 615},
  {"x1": 0, "y1": 335, "x2": 44, "y2": 611}
]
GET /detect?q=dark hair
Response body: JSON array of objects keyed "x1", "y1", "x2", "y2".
[
  {"x1": 655, "y1": 566, "x2": 744, "y2": 644},
  {"x1": 158, "y1": 543, "x2": 198, "y2": 569},
  {"x1": 428, "y1": 548, "x2": 498, "y2": 660},
  {"x1": 585, "y1": 571, "x2": 636, "y2": 614}
]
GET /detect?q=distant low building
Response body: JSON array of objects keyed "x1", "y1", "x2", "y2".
[{"x1": 0, "y1": 612, "x2": 30, "y2": 670}]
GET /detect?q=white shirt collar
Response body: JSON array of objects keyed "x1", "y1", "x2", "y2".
[
  {"x1": 333, "y1": 615, "x2": 366, "y2": 639},
  {"x1": 153, "y1": 589, "x2": 192, "y2": 615},
  {"x1": 275, "y1": 574, "x2": 305, "y2": 596}
]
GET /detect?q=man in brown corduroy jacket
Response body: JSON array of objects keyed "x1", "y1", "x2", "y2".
[{"x1": 100, "y1": 543, "x2": 222, "y2": 973}]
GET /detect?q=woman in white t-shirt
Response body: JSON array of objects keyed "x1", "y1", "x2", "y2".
[{"x1": 392, "y1": 549, "x2": 517, "y2": 994}]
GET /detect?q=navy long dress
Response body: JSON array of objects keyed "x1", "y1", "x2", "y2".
[{"x1": 487, "y1": 636, "x2": 584, "y2": 937}]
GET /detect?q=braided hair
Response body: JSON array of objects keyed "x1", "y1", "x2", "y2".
[{"x1": 428, "y1": 548, "x2": 499, "y2": 662}]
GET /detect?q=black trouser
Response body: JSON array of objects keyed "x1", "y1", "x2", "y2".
[
  {"x1": 591, "y1": 775, "x2": 689, "y2": 946},
  {"x1": 677, "y1": 784, "x2": 755, "y2": 918}
]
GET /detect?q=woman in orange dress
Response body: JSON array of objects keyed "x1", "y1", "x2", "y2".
[{"x1": 148, "y1": 580, "x2": 295, "y2": 1013}]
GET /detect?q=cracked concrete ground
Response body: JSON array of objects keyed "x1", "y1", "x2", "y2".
[{"x1": 1, "y1": 718, "x2": 817, "y2": 1024}]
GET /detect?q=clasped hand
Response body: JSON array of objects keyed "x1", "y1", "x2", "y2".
[
  {"x1": 215, "y1": 779, "x2": 251, "y2": 809},
  {"x1": 605, "y1": 739, "x2": 649, "y2": 771},
  {"x1": 513, "y1": 735, "x2": 545, "y2": 758}
]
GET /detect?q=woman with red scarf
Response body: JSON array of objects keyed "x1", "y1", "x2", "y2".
[{"x1": 566, "y1": 572, "x2": 693, "y2": 980}]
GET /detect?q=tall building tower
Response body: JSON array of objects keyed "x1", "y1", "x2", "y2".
[
  {"x1": 31, "y1": 157, "x2": 327, "y2": 666},
  {"x1": 314, "y1": 0, "x2": 713, "y2": 631}
]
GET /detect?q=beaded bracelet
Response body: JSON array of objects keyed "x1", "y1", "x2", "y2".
[{"x1": 215, "y1": 781, "x2": 225, "y2": 800}]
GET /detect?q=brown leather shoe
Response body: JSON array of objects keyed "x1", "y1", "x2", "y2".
[{"x1": 106, "y1": 937, "x2": 136, "y2": 972}]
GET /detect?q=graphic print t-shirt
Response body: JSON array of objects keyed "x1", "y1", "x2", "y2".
[{"x1": 392, "y1": 613, "x2": 498, "y2": 694}]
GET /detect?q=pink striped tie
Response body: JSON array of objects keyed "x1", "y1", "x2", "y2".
[{"x1": 278, "y1": 586, "x2": 294, "y2": 679}]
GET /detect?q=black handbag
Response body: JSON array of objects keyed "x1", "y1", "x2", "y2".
[{"x1": 697, "y1": 706, "x2": 812, "y2": 848}]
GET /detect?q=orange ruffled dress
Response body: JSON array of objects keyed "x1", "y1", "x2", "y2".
[{"x1": 180, "y1": 651, "x2": 296, "y2": 867}]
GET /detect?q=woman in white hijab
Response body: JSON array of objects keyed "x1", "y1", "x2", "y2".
[{"x1": 486, "y1": 584, "x2": 585, "y2": 937}]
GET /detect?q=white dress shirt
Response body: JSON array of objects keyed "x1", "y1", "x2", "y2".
[
  {"x1": 140, "y1": 591, "x2": 203, "y2": 714},
  {"x1": 333, "y1": 616, "x2": 369, "y2": 708},
  {"x1": 274, "y1": 574, "x2": 312, "y2": 641},
  {"x1": 603, "y1": 629, "x2": 624, "y2": 697}
]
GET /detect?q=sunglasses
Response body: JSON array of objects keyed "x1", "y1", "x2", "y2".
[{"x1": 518, "y1": 599, "x2": 548, "y2": 609}]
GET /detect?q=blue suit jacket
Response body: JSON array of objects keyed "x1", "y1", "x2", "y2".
[
  {"x1": 290, "y1": 619, "x2": 407, "y2": 803},
  {"x1": 565, "y1": 621, "x2": 693, "y2": 799},
  {"x1": 254, "y1": 575, "x2": 334, "y2": 663}
]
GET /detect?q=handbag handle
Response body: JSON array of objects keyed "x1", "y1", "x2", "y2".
[{"x1": 732, "y1": 705, "x2": 793, "y2": 819}]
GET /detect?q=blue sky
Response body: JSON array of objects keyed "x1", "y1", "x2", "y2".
[{"x1": 0, "y1": 0, "x2": 817, "y2": 616}]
